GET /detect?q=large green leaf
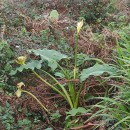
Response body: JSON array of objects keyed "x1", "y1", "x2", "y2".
[
  {"x1": 10, "y1": 49, "x2": 68, "y2": 75},
  {"x1": 10, "y1": 60, "x2": 42, "y2": 75},
  {"x1": 80, "y1": 64, "x2": 117, "y2": 82},
  {"x1": 29, "y1": 49, "x2": 68, "y2": 71}
]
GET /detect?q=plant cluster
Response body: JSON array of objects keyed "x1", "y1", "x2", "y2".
[{"x1": 10, "y1": 19, "x2": 118, "y2": 129}]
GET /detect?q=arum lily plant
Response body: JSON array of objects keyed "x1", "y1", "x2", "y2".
[{"x1": 11, "y1": 19, "x2": 117, "y2": 112}]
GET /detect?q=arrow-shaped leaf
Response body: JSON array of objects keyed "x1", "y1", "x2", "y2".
[
  {"x1": 80, "y1": 64, "x2": 117, "y2": 82},
  {"x1": 30, "y1": 49, "x2": 68, "y2": 71},
  {"x1": 10, "y1": 60, "x2": 42, "y2": 75}
]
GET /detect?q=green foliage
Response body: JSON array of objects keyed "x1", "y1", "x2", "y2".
[
  {"x1": 30, "y1": 49, "x2": 68, "y2": 71},
  {"x1": 77, "y1": 53, "x2": 104, "y2": 66},
  {"x1": 0, "y1": 102, "x2": 15, "y2": 130},
  {"x1": 0, "y1": 102, "x2": 44, "y2": 130},
  {"x1": 64, "y1": 107, "x2": 90, "y2": 129},
  {"x1": 11, "y1": 47, "x2": 117, "y2": 111},
  {"x1": 115, "y1": 25, "x2": 130, "y2": 81},
  {"x1": 0, "y1": 40, "x2": 14, "y2": 90},
  {"x1": 0, "y1": 40, "x2": 13, "y2": 73},
  {"x1": 10, "y1": 49, "x2": 68, "y2": 75},
  {"x1": 10, "y1": 17, "x2": 117, "y2": 112},
  {"x1": 2, "y1": 1, "x2": 130, "y2": 129},
  {"x1": 108, "y1": 15, "x2": 129, "y2": 30},
  {"x1": 80, "y1": 0, "x2": 116, "y2": 24},
  {"x1": 54, "y1": 72, "x2": 65, "y2": 78},
  {"x1": 10, "y1": 60, "x2": 42, "y2": 75},
  {"x1": 66, "y1": 107, "x2": 88, "y2": 119},
  {"x1": 89, "y1": 85, "x2": 130, "y2": 129},
  {"x1": 50, "y1": 110, "x2": 61, "y2": 122},
  {"x1": 88, "y1": 23, "x2": 130, "y2": 129},
  {"x1": 0, "y1": 40, "x2": 13, "y2": 59},
  {"x1": 80, "y1": 64, "x2": 118, "y2": 82},
  {"x1": 18, "y1": 119, "x2": 32, "y2": 130}
]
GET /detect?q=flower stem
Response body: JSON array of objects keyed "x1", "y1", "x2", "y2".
[
  {"x1": 39, "y1": 69, "x2": 74, "y2": 109},
  {"x1": 74, "y1": 83, "x2": 83, "y2": 108},
  {"x1": 22, "y1": 90, "x2": 50, "y2": 114},
  {"x1": 32, "y1": 70, "x2": 65, "y2": 98},
  {"x1": 74, "y1": 33, "x2": 79, "y2": 79}
]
